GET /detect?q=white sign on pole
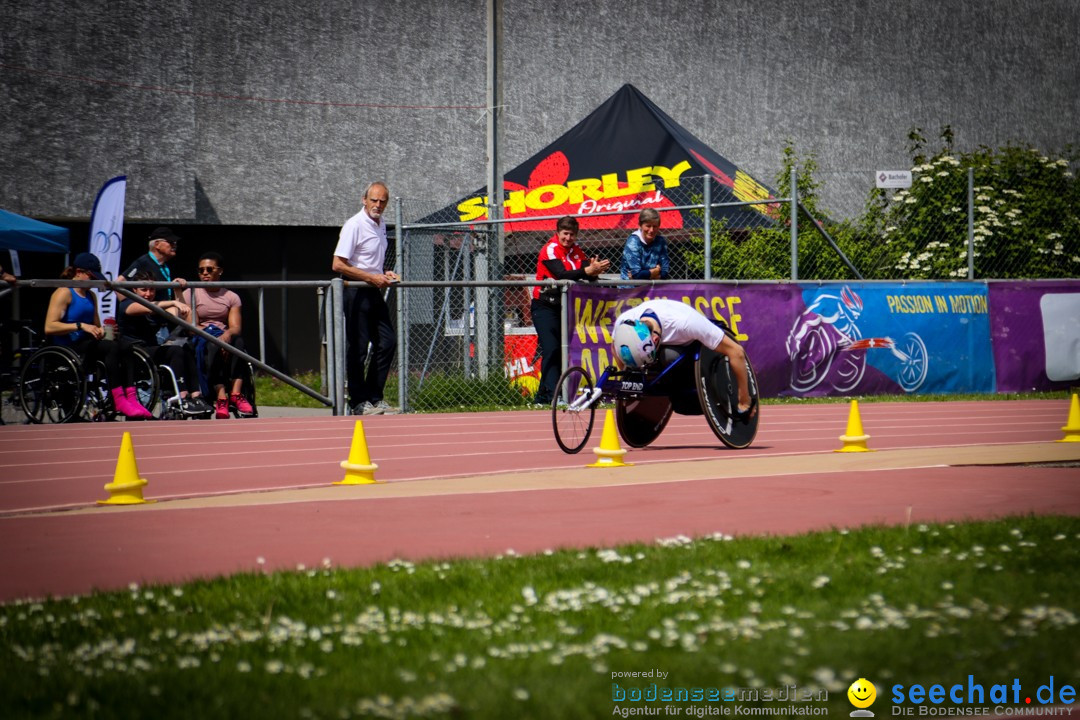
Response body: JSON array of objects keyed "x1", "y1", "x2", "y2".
[{"x1": 875, "y1": 170, "x2": 913, "y2": 189}]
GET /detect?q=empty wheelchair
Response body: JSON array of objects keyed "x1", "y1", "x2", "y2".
[{"x1": 18, "y1": 343, "x2": 159, "y2": 423}]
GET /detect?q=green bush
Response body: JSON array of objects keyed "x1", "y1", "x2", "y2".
[
  {"x1": 408, "y1": 372, "x2": 533, "y2": 412},
  {"x1": 682, "y1": 130, "x2": 1080, "y2": 280}
]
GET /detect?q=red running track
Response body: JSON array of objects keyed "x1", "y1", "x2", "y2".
[{"x1": 0, "y1": 400, "x2": 1078, "y2": 601}]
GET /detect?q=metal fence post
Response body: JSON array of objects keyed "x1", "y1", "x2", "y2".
[
  {"x1": 258, "y1": 287, "x2": 266, "y2": 363},
  {"x1": 395, "y1": 198, "x2": 407, "y2": 411},
  {"x1": 318, "y1": 286, "x2": 328, "y2": 399},
  {"x1": 331, "y1": 276, "x2": 347, "y2": 415},
  {"x1": 559, "y1": 282, "x2": 569, "y2": 379},
  {"x1": 703, "y1": 174, "x2": 712, "y2": 280},
  {"x1": 790, "y1": 166, "x2": 799, "y2": 281},
  {"x1": 967, "y1": 167, "x2": 975, "y2": 280}
]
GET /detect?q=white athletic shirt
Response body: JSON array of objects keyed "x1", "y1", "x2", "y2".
[
  {"x1": 613, "y1": 298, "x2": 727, "y2": 349},
  {"x1": 333, "y1": 209, "x2": 388, "y2": 274}
]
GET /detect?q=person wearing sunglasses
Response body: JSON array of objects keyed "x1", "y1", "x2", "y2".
[
  {"x1": 186, "y1": 252, "x2": 255, "y2": 419},
  {"x1": 119, "y1": 226, "x2": 187, "y2": 301}
]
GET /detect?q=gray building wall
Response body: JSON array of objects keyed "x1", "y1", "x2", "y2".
[{"x1": 2, "y1": 0, "x2": 1077, "y2": 226}]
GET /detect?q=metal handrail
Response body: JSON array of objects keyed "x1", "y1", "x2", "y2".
[{"x1": 110, "y1": 286, "x2": 332, "y2": 407}]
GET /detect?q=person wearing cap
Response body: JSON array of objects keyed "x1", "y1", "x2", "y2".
[
  {"x1": 331, "y1": 181, "x2": 401, "y2": 416},
  {"x1": 119, "y1": 227, "x2": 186, "y2": 301},
  {"x1": 43, "y1": 252, "x2": 154, "y2": 419}
]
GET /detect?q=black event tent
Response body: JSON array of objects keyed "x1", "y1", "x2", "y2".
[{"x1": 423, "y1": 83, "x2": 778, "y2": 248}]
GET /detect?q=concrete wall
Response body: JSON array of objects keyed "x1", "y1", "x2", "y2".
[{"x1": 2, "y1": 0, "x2": 1077, "y2": 225}]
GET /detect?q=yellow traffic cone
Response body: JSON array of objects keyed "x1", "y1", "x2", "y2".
[
  {"x1": 334, "y1": 420, "x2": 380, "y2": 484},
  {"x1": 587, "y1": 409, "x2": 632, "y2": 468},
  {"x1": 1058, "y1": 393, "x2": 1080, "y2": 443},
  {"x1": 835, "y1": 399, "x2": 873, "y2": 453},
  {"x1": 98, "y1": 432, "x2": 154, "y2": 505}
]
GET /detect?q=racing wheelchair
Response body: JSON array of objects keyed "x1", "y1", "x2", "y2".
[
  {"x1": 551, "y1": 325, "x2": 759, "y2": 454},
  {"x1": 17, "y1": 343, "x2": 159, "y2": 423}
]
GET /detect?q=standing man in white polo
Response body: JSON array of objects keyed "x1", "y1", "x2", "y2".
[{"x1": 331, "y1": 182, "x2": 400, "y2": 415}]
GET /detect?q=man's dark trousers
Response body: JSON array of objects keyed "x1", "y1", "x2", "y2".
[
  {"x1": 530, "y1": 298, "x2": 561, "y2": 405},
  {"x1": 344, "y1": 286, "x2": 396, "y2": 407}
]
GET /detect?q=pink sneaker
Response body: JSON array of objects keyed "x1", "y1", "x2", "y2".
[
  {"x1": 229, "y1": 393, "x2": 255, "y2": 417},
  {"x1": 215, "y1": 398, "x2": 229, "y2": 420},
  {"x1": 124, "y1": 387, "x2": 153, "y2": 419},
  {"x1": 110, "y1": 387, "x2": 146, "y2": 419}
]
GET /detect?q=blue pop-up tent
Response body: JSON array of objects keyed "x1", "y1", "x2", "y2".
[{"x1": 0, "y1": 209, "x2": 70, "y2": 252}]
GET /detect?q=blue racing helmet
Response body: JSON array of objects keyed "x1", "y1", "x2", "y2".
[{"x1": 612, "y1": 318, "x2": 658, "y2": 369}]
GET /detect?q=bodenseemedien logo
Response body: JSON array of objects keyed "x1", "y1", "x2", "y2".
[{"x1": 849, "y1": 678, "x2": 878, "y2": 717}]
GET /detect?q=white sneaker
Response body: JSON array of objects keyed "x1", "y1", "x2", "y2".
[
  {"x1": 354, "y1": 401, "x2": 382, "y2": 416},
  {"x1": 373, "y1": 400, "x2": 399, "y2": 415}
]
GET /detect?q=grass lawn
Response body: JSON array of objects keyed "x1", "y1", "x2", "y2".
[{"x1": 3, "y1": 516, "x2": 1078, "y2": 719}]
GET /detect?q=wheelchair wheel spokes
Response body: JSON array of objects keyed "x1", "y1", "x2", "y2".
[
  {"x1": 131, "y1": 345, "x2": 160, "y2": 414},
  {"x1": 19, "y1": 347, "x2": 85, "y2": 424},
  {"x1": 83, "y1": 361, "x2": 114, "y2": 422},
  {"x1": 552, "y1": 366, "x2": 596, "y2": 454}
]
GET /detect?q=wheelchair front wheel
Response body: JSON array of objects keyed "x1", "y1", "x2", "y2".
[
  {"x1": 552, "y1": 366, "x2": 596, "y2": 454},
  {"x1": 615, "y1": 395, "x2": 674, "y2": 448}
]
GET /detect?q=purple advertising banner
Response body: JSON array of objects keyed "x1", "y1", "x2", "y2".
[
  {"x1": 567, "y1": 281, "x2": 1008, "y2": 398},
  {"x1": 989, "y1": 280, "x2": 1080, "y2": 392},
  {"x1": 567, "y1": 283, "x2": 804, "y2": 398}
]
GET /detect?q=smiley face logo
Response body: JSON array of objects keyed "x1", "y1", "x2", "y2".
[{"x1": 848, "y1": 678, "x2": 877, "y2": 709}]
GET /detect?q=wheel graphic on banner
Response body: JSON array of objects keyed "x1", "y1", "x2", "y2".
[
  {"x1": 896, "y1": 332, "x2": 929, "y2": 393},
  {"x1": 789, "y1": 324, "x2": 836, "y2": 393}
]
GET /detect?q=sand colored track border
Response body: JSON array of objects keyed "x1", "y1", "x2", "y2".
[{"x1": 30, "y1": 440, "x2": 1080, "y2": 517}]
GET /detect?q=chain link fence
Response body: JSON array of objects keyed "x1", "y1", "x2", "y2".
[
  {"x1": 383, "y1": 159, "x2": 1077, "y2": 411},
  {"x1": 393, "y1": 175, "x2": 780, "y2": 410},
  {"x1": 809, "y1": 155, "x2": 1079, "y2": 281}
]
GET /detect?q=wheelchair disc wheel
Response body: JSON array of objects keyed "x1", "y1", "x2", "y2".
[
  {"x1": 615, "y1": 395, "x2": 674, "y2": 448},
  {"x1": 552, "y1": 366, "x2": 596, "y2": 454},
  {"x1": 696, "y1": 340, "x2": 759, "y2": 450},
  {"x1": 19, "y1": 347, "x2": 86, "y2": 424}
]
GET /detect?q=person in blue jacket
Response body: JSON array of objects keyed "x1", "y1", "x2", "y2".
[{"x1": 620, "y1": 208, "x2": 670, "y2": 282}]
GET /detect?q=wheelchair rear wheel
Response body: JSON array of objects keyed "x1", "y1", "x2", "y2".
[
  {"x1": 84, "y1": 345, "x2": 161, "y2": 421},
  {"x1": 231, "y1": 362, "x2": 258, "y2": 418},
  {"x1": 552, "y1": 366, "x2": 596, "y2": 454},
  {"x1": 131, "y1": 345, "x2": 160, "y2": 415},
  {"x1": 18, "y1": 347, "x2": 86, "y2": 424},
  {"x1": 696, "y1": 338, "x2": 760, "y2": 449}
]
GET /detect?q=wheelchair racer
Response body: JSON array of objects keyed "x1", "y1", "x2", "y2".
[{"x1": 611, "y1": 298, "x2": 755, "y2": 421}]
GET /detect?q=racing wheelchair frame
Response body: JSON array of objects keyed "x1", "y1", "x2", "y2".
[{"x1": 551, "y1": 326, "x2": 759, "y2": 454}]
